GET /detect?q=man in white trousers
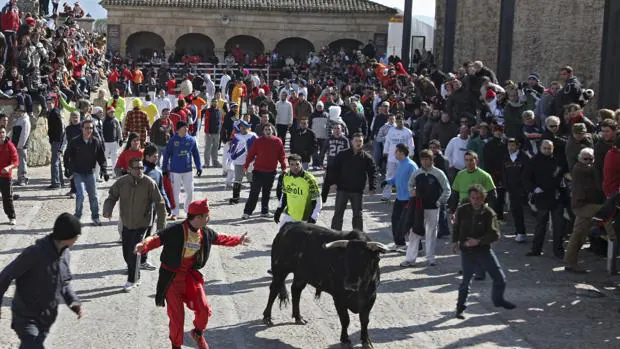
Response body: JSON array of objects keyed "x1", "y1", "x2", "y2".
[
  {"x1": 102, "y1": 106, "x2": 123, "y2": 177},
  {"x1": 161, "y1": 121, "x2": 202, "y2": 220},
  {"x1": 402, "y1": 149, "x2": 451, "y2": 267},
  {"x1": 382, "y1": 114, "x2": 414, "y2": 200}
]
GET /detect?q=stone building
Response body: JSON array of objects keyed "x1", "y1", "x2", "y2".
[
  {"x1": 434, "y1": 0, "x2": 620, "y2": 109},
  {"x1": 101, "y1": 0, "x2": 396, "y2": 60}
]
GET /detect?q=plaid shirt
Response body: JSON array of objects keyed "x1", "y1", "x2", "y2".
[{"x1": 124, "y1": 109, "x2": 150, "y2": 143}]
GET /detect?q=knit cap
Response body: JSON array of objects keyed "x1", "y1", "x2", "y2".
[{"x1": 51, "y1": 213, "x2": 82, "y2": 240}]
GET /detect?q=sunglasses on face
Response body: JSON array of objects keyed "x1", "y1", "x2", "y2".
[
  {"x1": 582, "y1": 157, "x2": 594, "y2": 161},
  {"x1": 548, "y1": 125, "x2": 559, "y2": 128}
]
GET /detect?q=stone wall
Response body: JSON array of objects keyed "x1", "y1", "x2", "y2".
[
  {"x1": 434, "y1": 0, "x2": 606, "y2": 109},
  {"x1": 2, "y1": 100, "x2": 51, "y2": 167},
  {"x1": 453, "y1": 0, "x2": 501, "y2": 72},
  {"x1": 511, "y1": 0, "x2": 605, "y2": 96},
  {"x1": 107, "y1": 8, "x2": 390, "y2": 56}
]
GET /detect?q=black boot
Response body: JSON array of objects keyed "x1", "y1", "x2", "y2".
[
  {"x1": 456, "y1": 305, "x2": 467, "y2": 319},
  {"x1": 229, "y1": 182, "x2": 241, "y2": 205}
]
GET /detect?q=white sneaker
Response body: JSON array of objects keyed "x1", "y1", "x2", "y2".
[
  {"x1": 122, "y1": 282, "x2": 139, "y2": 292},
  {"x1": 261, "y1": 212, "x2": 272, "y2": 218},
  {"x1": 9, "y1": 218, "x2": 16, "y2": 225},
  {"x1": 515, "y1": 234, "x2": 527, "y2": 243},
  {"x1": 241, "y1": 213, "x2": 250, "y2": 220},
  {"x1": 394, "y1": 244, "x2": 407, "y2": 253},
  {"x1": 400, "y1": 260, "x2": 416, "y2": 267}
]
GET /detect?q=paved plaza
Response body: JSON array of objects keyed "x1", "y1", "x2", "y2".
[{"x1": 0, "y1": 139, "x2": 619, "y2": 349}]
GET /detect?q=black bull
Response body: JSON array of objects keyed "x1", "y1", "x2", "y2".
[{"x1": 262, "y1": 222, "x2": 389, "y2": 349}]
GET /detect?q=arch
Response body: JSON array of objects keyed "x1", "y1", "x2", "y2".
[
  {"x1": 328, "y1": 39, "x2": 364, "y2": 53},
  {"x1": 274, "y1": 37, "x2": 315, "y2": 60},
  {"x1": 175, "y1": 33, "x2": 215, "y2": 61},
  {"x1": 225, "y1": 35, "x2": 265, "y2": 60},
  {"x1": 125, "y1": 31, "x2": 165, "y2": 60}
]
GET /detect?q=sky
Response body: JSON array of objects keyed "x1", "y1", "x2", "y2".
[{"x1": 53, "y1": 0, "x2": 436, "y2": 20}]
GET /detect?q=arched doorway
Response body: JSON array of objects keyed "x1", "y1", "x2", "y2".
[
  {"x1": 329, "y1": 39, "x2": 364, "y2": 53},
  {"x1": 225, "y1": 35, "x2": 265, "y2": 61},
  {"x1": 275, "y1": 37, "x2": 315, "y2": 60},
  {"x1": 125, "y1": 32, "x2": 165, "y2": 60},
  {"x1": 175, "y1": 33, "x2": 215, "y2": 61}
]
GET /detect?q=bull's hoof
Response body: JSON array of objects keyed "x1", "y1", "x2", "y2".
[
  {"x1": 263, "y1": 317, "x2": 274, "y2": 326},
  {"x1": 340, "y1": 341, "x2": 353, "y2": 349},
  {"x1": 294, "y1": 317, "x2": 308, "y2": 325},
  {"x1": 362, "y1": 341, "x2": 375, "y2": 349}
]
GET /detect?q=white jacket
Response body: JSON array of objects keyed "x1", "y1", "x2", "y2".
[
  {"x1": 445, "y1": 136, "x2": 469, "y2": 170},
  {"x1": 383, "y1": 127, "x2": 414, "y2": 163},
  {"x1": 275, "y1": 100, "x2": 293, "y2": 125}
]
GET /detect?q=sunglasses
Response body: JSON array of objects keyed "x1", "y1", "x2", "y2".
[
  {"x1": 582, "y1": 158, "x2": 594, "y2": 161},
  {"x1": 548, "y1": 125, "x2": 559, "y2": 128}
]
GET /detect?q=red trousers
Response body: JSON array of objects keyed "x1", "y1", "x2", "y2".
[{"x1": 166, "y1": 270, "x2": 212, "y2": 346}]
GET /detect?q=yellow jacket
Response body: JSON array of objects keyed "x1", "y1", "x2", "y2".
[{"x1": 141, "y1": 102, "x2": 158, "y2": 125}]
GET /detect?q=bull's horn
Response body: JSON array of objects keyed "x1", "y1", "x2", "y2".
[
  {"x1": 323, "y1": 240, "x2": 349, "y2": 249},
  {"x1": 366, "y1": 242, "x2": 390, "y2": 253}
]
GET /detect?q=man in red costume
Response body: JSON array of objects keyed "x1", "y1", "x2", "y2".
[{"x1": 134, "y1": 198, "x2": 250, "y2": 349}]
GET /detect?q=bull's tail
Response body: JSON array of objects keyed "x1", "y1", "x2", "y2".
[{"x1": 277, "y1": 279, "x2": 289, "y2": 309}]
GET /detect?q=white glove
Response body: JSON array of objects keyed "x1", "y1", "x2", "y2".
[{"x1": 534, "y1": 187, "x2": 544, "y2": 194}]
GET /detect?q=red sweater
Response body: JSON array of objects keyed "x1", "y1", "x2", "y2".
[
  {"x1": 244, "y1": 136, "x2": 286, "y2": 172},
  {"x1": 0, "y1": 139, "x2": 18, "y2": 179},
  {"x1": 116, "y1": 149, "x2": 144, "y2": 170},
  {"x1": 603, "y1": 147, "x2": 620, "y2": 197}
]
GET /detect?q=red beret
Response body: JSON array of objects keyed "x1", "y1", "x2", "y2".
[
  {"x1": 188, "y1": 199, "x2": 210, "y2": 216},
  {"x1": 486, "y1": 89, "x2": 496, "y2": 100},
  {"x1": 25, "y1": 17, "x2": 36, "y2": 27}
]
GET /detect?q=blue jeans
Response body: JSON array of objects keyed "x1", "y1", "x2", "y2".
[
  {"x1": 457, "y1": 247, "x2": 506, "y2": 308},
  {"x1": 74, "y1": 172, "x2": 99, "y2": 219},
  {"x1": 372, "y1": 141, "x2": 384, "y2": 174},
  {"x1": 437, "y1": 204, "x2": 450, "y2": 237},
  {"x1": 12, "y1": 314, "x2": 49, "y2": 349},
  {"x1": 50, "y1": 141, "x2": 63, "y2": 186}
]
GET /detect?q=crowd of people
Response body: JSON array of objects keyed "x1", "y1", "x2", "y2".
[{"x1": 0, "y1": 11, "x2": 620, "y2": 347}]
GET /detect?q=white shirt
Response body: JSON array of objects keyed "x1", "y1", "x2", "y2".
[{"x1": 383, "y1": 127, "x2": 414, "y2": 163}]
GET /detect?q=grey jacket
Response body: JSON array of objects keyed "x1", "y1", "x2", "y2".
[{"x1": 0, "y1": 235, "x2": 80, "y2": 326}]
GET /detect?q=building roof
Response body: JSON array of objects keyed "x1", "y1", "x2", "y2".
[{"x1": 100, "y1": 0, "x2": 397, "y2": 13}]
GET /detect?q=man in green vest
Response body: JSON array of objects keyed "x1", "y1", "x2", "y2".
[{"x1": 274, "y1": 154, "x2": 321, "y2": 227}]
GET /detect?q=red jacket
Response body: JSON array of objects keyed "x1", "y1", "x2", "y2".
[
  {"x1": 244, "y1": 136, "x2": 286, "y2": 172},
  {"x1": 0, "y1": 139, "x2": 19, "y2": 179},
  {"x1": 1, "y1": 7, "x2": 19, "y2": 32},
  {"x1": 603, "y1": 147, "x2": 620, "y2": 197}
]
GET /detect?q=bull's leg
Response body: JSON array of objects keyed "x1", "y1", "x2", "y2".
[
  {"x1": 360, "y1": 296, "x2": 376, "y2": 348},
  {"x1": 263, "y1": 274, "x2": 288, "y2": 326},
  {"x1": 360, "y1": 308, "x2": 374, "y2": 349},
  {"x1": 291, "y1": 278, "x2": 308, "y2": 325},
  {"x1": 334, "y1": 300, "x2": 352, "y2": 348}
]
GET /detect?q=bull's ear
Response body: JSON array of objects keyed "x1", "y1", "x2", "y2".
[
  {"x1": 366, "y1": 242, "x2": 390, "y2": 253},
  {"x1": 323, "y1": 240, "x2": 349, "y2": 249}
]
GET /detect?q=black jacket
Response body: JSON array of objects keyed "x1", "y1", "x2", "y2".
[
  {"x1": 342, "y1": 111, "x2": 368, "y2": 138},
  {"x1": 552, "y1": 76, "x2": 582, "y2": 116},
  {"x1": 502, "y1": 150, "x2": 529, "y2": 193},
  {"x1": 46, "y1": 108, "x2": 64, "y2": 143},
  {"x1": 524, "y1": 153, "x2": 565, "y2": 210},
  {"x1": 446, "y1": 87, "x2": 477, "y2": 123},
  {"x1": 0, "y1": 235, "x2": 80, "y2": 326},
  {"x1": 325, "y1": 148, "x2": 376, "y2": 193},
  {"x1": 483, "y1": 137, "x2": 508, "y2": 186},
  {"x1": 64, "y1": 136, "x2": 107, "y2": 175},
  {"x1": 290, "y1": 128, "x2": 317, "y2": 163},
  {"x1": 102, "y1": 116, "x2": 122, "y2": 143},
  {"x1": 64, "y1": 124, "x2": 82, "y2": 147},
  {"x1": 541, "y1": 130, "x2": 569, "y2": 175}
]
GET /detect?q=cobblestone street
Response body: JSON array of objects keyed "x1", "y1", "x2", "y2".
[{"x1": 1, "y1": 139, "x2": 619, "y2": 348}]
